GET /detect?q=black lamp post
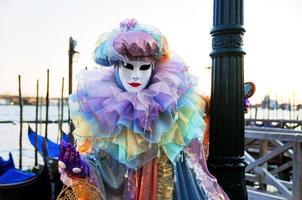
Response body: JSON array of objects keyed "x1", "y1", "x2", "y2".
[{"x1": 208, "y1": 0, "x2": 248, "y2": 199}]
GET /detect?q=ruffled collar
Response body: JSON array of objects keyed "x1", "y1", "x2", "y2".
[{"x1": 75, "y1": 54, "x2": 194, "y2": 142}]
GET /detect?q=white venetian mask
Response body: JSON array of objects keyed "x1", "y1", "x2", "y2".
[{"x1": 117, "y1": 60, "x2": 153, "y2": 93}]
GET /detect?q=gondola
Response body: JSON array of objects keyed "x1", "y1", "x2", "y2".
[
  {"x1": 0, "y1": 153, "x2": 14, "y2": 176},
  {"x1": 28, "y1": 126, "x2": 69, "y2": 158},
  {"x1": 0, "y1": 165, "x2": 51, "y2": 200},
  {"x1": 0, "y1": 153, "x2": 36, "y2": 185},
  {"x1": 0, "y1": 138, "x2": 62, "y2": 200},
  {"x1": 27, "y1": 126, "x2": 65, "y2": 197},
  {"x1": 0, "y1": 140, "x2": 51, "y2": 200}
]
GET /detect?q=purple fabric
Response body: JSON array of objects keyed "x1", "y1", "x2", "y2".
[
  {"x1": 59, "y1": 141, "x2": 89, "y2": 178},
  {"x1": 93, "y1": 18, "x2": 169, "y2": 66},
  {"x1": 119, "y1": 18, "x2": 138, "y2": 30},
  {"x1": 113, "y1": 31, "x2": 159, "y2": 62},
  {"x1": 244, "y1": 98, "x2": 250, "y2": 113},
  {"x1": 188, "y1": 139, "x2": 230, "y2": 199}
]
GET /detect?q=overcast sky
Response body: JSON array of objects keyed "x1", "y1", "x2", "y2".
[{"x1": 0, "y1": 0, "x2": 301, "y2": 103}]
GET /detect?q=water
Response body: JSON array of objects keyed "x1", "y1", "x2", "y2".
[
  {"x1": 1, "y1": 105, "x2": 301, "y2": 170},
  {"x1": 0, "y1": 105, "x2": 68, "y2": 122},
  {"x1": 0, "y1": 105, "x2": 70, "y2": 170}
]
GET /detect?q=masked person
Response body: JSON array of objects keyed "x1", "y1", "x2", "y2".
[{"x1": 58, "y1": 19, "x2": 229, "y2": 200}]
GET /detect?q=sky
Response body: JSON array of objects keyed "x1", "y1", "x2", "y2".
[{"x1": 0, "y1": 0, "x2": 301, "y2": 104}]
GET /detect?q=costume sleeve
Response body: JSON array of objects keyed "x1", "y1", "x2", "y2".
[
  {"x1": 203, "y1": 116, "x2": 210, "y2": 145},
  {"x1": 199, "y1": 95, "x2": 210, "y2": 145}
]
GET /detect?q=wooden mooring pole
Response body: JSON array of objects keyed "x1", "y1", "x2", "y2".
[
  {"x1": 60, "y1": 77, "x2": 64, "y2": 141},
  {"x1": 208, "y1": 0, "x2": 247, "y2": 199},
  {"x1": 68, "y1": 37, "x2": 76, "y2": 95},
  {"x1": 45, "y1": 69, "x2": 49, "y2": 140},
  {"x1": 68, "y1": 37, "x2": 77, "y2": 144},
  {"x1": 39, "y1": 96, "x2": 43, "y2": 135},
  {"x1": 18, "y1": 75, "x2": 23, "y2": 169},
  {"x1": 57, "y1": 98, "x2": 60, "y2": 143},
  {"x1": 34, "y1": 79, "x2": 39, "y2": 166}
]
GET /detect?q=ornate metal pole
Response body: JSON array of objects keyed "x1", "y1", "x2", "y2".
[{"x1": 208, "y1": 0, "x2": 247, "y2": 199}]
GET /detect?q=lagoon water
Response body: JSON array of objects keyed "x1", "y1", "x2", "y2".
[
  {"x1": 0, "y1": 105, "x2": 70, "y2": 170},
  {"x1": 1, "y1": 105, "x2": 301, "y2": 170}
]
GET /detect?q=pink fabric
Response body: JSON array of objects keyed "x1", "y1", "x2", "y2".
[
  {"x1": 113, "y1": 31, "x2": 159, "y2": 62},
  {"x1": 187, "y1": 140, "x2": 230, "y2": 200}
]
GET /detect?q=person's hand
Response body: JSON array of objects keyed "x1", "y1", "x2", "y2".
[{"x1": 58, "y1": 141, "x2": 89, "y2": 178}]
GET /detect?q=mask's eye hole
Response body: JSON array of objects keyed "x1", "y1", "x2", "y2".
[
  {"x1": 139, "y1": 64, "x2": 151, "y2": 71},
  {"x1": 122, "y1": 63, "x2": 134, "y2": 70}
]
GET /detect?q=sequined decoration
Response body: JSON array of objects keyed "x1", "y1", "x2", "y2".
[
  {"x1": 156, "y1": 149, "x2": 174, "y2": 200},
  {"x1": 56, "y1": 179, "x2": 103, "y2": 200},
  {"x1": 124, "y1": 169, "x2": 138, "y2": 200},
  {"x1": 124, "y1": 159, "x2": 157, "y2": 200}
]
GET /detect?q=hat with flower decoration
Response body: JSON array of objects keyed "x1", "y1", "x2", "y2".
[{"x1": 94, "y1": 19, "x2": 170, "y2": 66}]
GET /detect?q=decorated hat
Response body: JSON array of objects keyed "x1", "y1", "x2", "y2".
[{"x1": 94, "y1": 19, "x2": 170, "y2": 66}]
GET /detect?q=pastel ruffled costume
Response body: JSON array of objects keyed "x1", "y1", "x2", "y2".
[{"x1": 60, "y1": 19, "x2": 229, "y2": 200}]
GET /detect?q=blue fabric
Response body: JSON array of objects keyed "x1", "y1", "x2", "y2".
[
  {"x1": 86, "y1": 153, "x2": 126, "y2": 199},
  {"x1": 173, "y1": 154, "x2": 207, "y2": 200},
  {"x1": 62, "y1": 132, "x2": 70, "y2": 143},
  {"x1": 0, "y1": 168, "x2": 35, "y2": 184}
]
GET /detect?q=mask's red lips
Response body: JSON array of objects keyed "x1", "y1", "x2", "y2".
[{"x1": 128, "y1": 82, "x2": 141, "y2": 87}]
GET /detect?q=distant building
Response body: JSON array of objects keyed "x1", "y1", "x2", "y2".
[
  {"x1": 0, "y1": 98, "x2": 10, "y2": 105},
  {"x1": 50, "y1": 98, "x2": 60, "y2": 105}
]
